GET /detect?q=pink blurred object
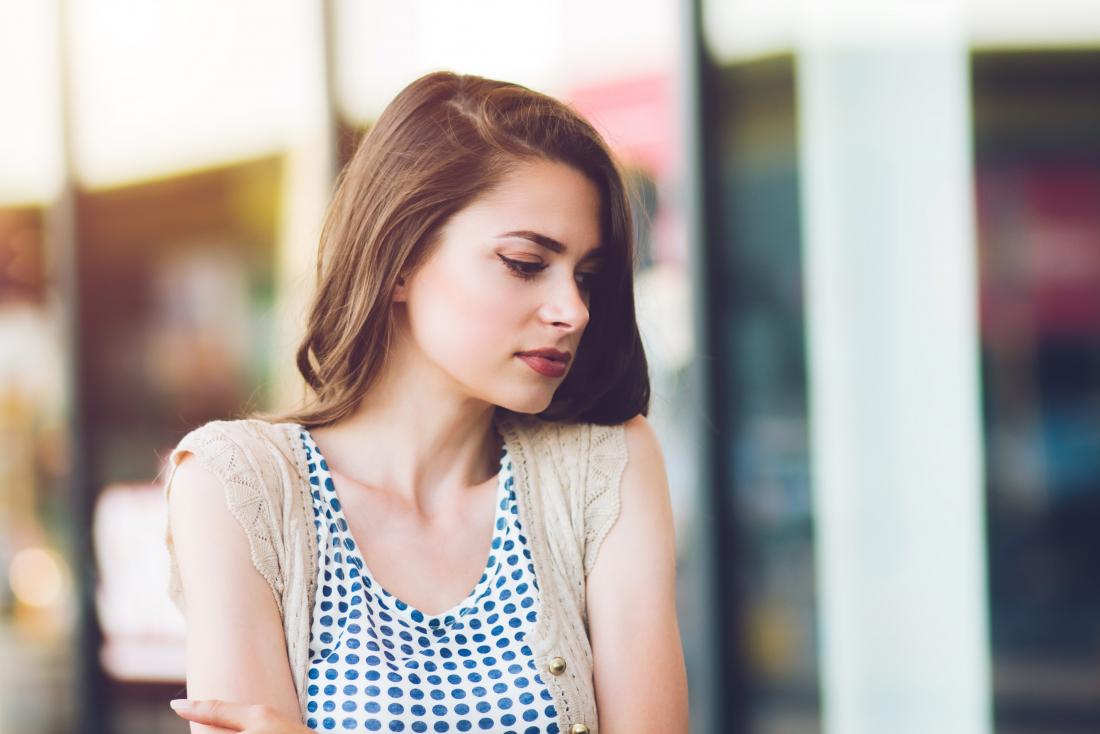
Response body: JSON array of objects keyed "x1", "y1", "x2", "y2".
[{"x1": 92, "y1": 479, "x2": 185, "y2": 683}]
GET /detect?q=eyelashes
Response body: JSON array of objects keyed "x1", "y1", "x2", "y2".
[
  {"x1": 498, "y1": 255, "x2": 596, "y2": 292},
  {"x1": 498, "y1": 254, "x2": 546, "y2": 279}
]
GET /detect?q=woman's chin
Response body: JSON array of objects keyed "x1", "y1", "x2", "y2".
[{"x1": 495, "y1": 389, "x2": 555, "y2": 416}]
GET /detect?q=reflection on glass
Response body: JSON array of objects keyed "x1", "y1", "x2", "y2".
[
  {"x1": 975, "y1": 50, "x2": 1100, "y2": 733},
  {"x1": 712, "y1": 57, "x2": 821, "y2": 733}
]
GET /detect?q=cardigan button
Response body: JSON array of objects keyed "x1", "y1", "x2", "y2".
[
  {"x1": 569, "y1": 725, "x2": 590, "y2": 734},
  {"x1": 548, "y1": 656, "x2": 567, "y2": 675}
]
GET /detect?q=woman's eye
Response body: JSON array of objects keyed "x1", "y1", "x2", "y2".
[
  {"x1": 500, "y1": 254, "x2": 597, "y2": 292},
  {"x1": 499, "y1": 255, "x2": 546, "y2": 279}
]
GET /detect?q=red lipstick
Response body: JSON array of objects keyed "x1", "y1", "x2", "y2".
[{"x1": 516, "y1": 348, "x2": 571, "y2": 378}]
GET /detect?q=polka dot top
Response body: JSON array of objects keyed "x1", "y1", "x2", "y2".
[{"x1": 298, "y1": 427, "x2": 561, "y2": 734}]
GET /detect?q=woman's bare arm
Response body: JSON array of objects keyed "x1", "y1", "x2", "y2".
[
  {"x1": 585, "y1": 414, "x2": 690, "y2": 733},
  {"x1": 167, "y1": 452, "x2": 303, "y2": 733}
]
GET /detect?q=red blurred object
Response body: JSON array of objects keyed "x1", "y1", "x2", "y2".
[
  {"x1": 977, "y1": 164, "x2": 1100, "y2": 338},
  {"x1": 567, "y1": 72, "x2": 677, "y2": 181}
]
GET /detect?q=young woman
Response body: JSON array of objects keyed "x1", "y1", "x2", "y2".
[{"x1": 163, "y1": 71, "x2": 688, "y2": 734}]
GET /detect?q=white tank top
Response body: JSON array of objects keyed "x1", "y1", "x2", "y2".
[{"x1": 298, "y1": 427, "x2": 561, "y2": 734}]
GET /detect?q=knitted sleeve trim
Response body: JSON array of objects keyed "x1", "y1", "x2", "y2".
[
  {"x1": 580, "y1": 421, "x2": 630, "y2": 578},
  {"x1": 162, "y1": 420, "x2": 284, "y2": 619}
]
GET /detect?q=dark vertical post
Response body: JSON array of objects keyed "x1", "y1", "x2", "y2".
[
  {"x1": 681, "y1": 1, "x2": 742, "y2": 732},
  {"x1": 49, "y1": 1, "x2": 104, "y2": 732}
]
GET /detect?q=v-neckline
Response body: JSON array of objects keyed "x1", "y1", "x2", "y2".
[{"x1": 297, "y1": 426, "x2": 510, "y2": 630}]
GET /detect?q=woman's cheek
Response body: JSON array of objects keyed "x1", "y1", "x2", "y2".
[{"x1": 435, "y1": 279, "x2": 513, "y2": 358}]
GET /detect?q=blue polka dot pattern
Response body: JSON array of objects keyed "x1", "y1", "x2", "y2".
[{"x1": 300, "y1": 428, "x2": 559, "y2": 734}]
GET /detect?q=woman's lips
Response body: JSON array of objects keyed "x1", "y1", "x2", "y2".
[{"x1": 516, "y1": 353, "x2": 567, "y2": 378}]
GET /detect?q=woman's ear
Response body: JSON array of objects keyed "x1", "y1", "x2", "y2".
[{"x1": 393, "y1": 274, "x2": 408, "y2": 303}]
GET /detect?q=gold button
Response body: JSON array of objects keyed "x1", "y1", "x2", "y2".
[
  {"x1": 548, "y1": 656, "x2": 567, "y2": 675},
  {"x1": 570, "y1": 725, "x2": 590, "y2": 734}
]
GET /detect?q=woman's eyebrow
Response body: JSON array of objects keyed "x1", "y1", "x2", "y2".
[{"x1": 495, "y1": 230, "x2": 605, "y2": 261}]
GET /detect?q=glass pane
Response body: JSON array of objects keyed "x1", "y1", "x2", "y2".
[{"x1": 974, "y1": 50, "x2": 1100, "y2": 733}]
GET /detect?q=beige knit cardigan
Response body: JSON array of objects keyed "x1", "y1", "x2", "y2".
[{"x1": 161, "y1": 410, "x2": 629, "y2": 734}]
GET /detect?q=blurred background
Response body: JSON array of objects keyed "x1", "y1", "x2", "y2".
[{"x1": 1, "y1": 0, "x2": 1099, "y2": 732}]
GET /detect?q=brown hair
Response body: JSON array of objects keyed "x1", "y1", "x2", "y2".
[{"x1": 248, "y1": 70, "x2": 649, "y2": 428}]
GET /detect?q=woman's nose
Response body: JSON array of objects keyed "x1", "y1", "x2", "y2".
[{"x1": 544, "y1": 279, "x2": 590, "y2": 331}]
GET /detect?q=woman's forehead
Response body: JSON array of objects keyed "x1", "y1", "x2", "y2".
[{"x1": 449, "y1": 168, "x2": 601, "y2": 247}]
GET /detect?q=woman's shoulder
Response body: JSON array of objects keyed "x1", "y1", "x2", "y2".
[
  {"x1": 175, "y1": 415, "x2": 296, "y2": 443},
  {"x1": 497, "y1": 410, "x2": 633, "y2": 446},
  {"x1": 498, "y1": 411, "x2": 633, "y2": 491},
  {"x1": 163, "y1": 418, "x2": 298, "y2": 615},
  {"x1": 168, "y1": 417, "x2": 306, "y2": 498},
  {"x1": 541, "y1": 416, "x2": 634, "y2": 468},
  {"x1": 172, "y1": 416, "x2": 301, "y2": 460}
]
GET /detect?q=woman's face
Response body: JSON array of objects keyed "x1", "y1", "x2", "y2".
[{"x1": 394, "y1": 158, "x2": 604, "y2": 414}]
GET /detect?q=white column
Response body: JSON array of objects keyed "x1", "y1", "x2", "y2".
[{"x1": 795, "y1": 5, "x2": 992, "y2": 734}]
